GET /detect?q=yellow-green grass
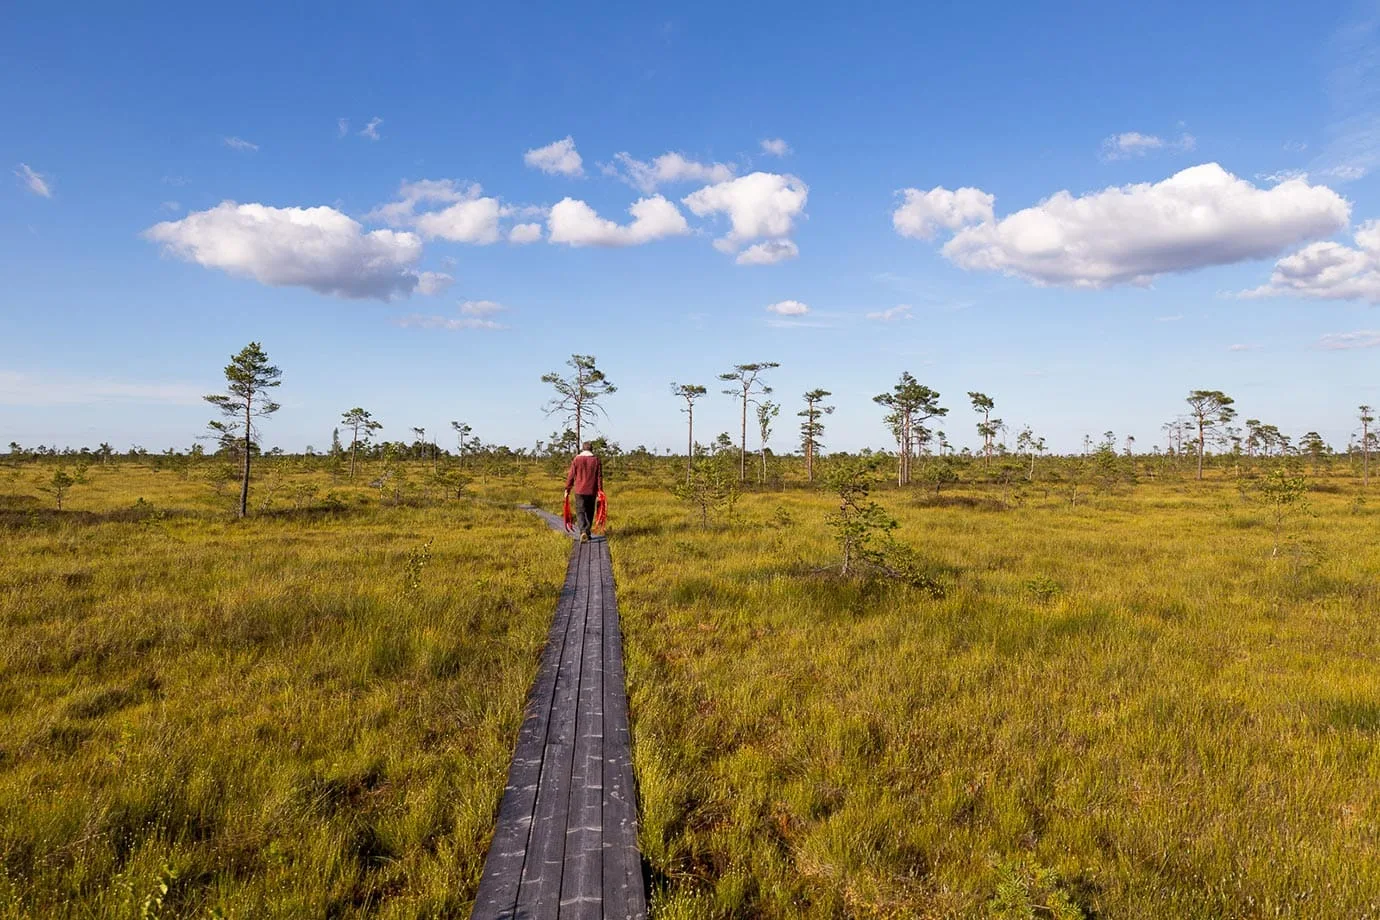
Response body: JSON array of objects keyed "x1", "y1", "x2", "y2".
[
  {"x1": 0, "y1": 462, "x2": 569, "y2": 918},
  {"x1": 5, "y1": 457, "x2": 1380, "y2": 918},
  {"x1": 609, "y1": 471, "x2": 1380, "y2": 918}
]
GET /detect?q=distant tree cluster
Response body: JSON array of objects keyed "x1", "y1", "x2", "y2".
[{"x1": 13, "y1": 344, "x2": 1373, "y2": 518}]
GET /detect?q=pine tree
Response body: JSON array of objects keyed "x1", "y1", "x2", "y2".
[{"x1": 205, "y1": 342, "x2": 282, "y2": 518}]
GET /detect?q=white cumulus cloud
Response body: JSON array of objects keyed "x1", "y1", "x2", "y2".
[
  {"x1": 765, "y1": 299, "x2": 809, "y2": 315},
  {"x1": 1318, "y1": 329, "x2": 1380, "y2": 349},
  {"x1": 143, "y1": 201, "x2": 425, "y2": 300},
  {"x1": 416, "y1": 272, "x2": 454, "y2": 295},
  {"x1": 1243, "y1": 220, "x2": 1380, "y2": 304},
  {"x1": 611, "y1": 151, "x2": 735, "y2": 193},
  {"x1": 682, "y1": 171, "x2": 808, "y2": 256},
  {"x1": 736, "y1": 239, "x2": 798, "y2": 265},
  {"x1": 547, "y1": 195, "x2": 689, "y2": 246},
  {"x1": 415, "y1": 196, "x2": 503, "y2": 244},
  {"x1": 760, "y1": 138, "x2": 791, "y2": 157},
  {"x1": 14, "y1": 163, "x2": 52, "y2": 198},
  {"x1": 360, "y1": 117, "x2": 383, "y2": 141},
  {"x1": 368, "y1": 179, "x2": 503, "y2": 244},
  {"x1": 892, "y1": 186, "x2": 994, "y2": 240},
  {"x1": 224, "y1": 136, "x2": 259, "y2": 152},
  {"x1": 368, "y1": 179, "x2": 475, "y2": 226},
  {"x1": 337, "y1": 118, "x2": 349, "y2": 138},
  {"x1": 899, "y1": 164, "x2": 1350, "y2": 288},
  {"x1": 369, "y1": 179, "x2": 543, "y2": 245},
  {"x1": 525, "y1": 136, "x2": 583, "y2": 177},
  {"x1": 866, "y1": 304, "x2": 913, "y2": 321}
]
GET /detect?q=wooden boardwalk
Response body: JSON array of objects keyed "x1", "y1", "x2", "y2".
[{"x1": 472, "y1": 533, "x2": 647, "y2": 920}]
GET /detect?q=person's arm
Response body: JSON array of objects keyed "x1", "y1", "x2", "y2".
[
  {"x1": 596, "y1": 457, "x2": 604, "y2": 493},
  {"x1": 565, "y1": 460, "x2": 576, "y2": 494}
]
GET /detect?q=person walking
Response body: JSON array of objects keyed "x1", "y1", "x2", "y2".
[{"x1": 564, "y1": 442, "x2": 603, "y2": 542}]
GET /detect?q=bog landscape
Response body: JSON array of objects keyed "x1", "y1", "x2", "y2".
[
  {"x1": 3, "y1": 345, "x2": 1378, "y2": 917},
  {"x1": 7, "y1": 3, "x2": 1380, "y2": 918}
]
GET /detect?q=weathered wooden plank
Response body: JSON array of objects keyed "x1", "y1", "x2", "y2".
[
  {"x1": 475, "y1": 523, "x2": 646, "y2": 920},
  {"x1": 513, "y1": 543, "x2": 591, "y2": 919},
  {"x1": 472, "y1": 546, "x2": 582, "y2": 920},
  {"x1": 548, "y1": 544, "x2": 591, "y2": 748},
  {"x1": 600, "y1": 542, "x2": 647, "y2": 919},
  {"x1": 512, "y1": 740, "x2": 573, "y2": 920},
  {"x1": 518, "y1": 503, "x2": 574, "y2": 537},
  {"x1": 560, "y1": 546, "x2": 605, "y2": 919}
]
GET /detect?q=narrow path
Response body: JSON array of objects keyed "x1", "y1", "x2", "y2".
[
  {"x1": 517, "y1": 503, "x2": 570, "y2": 535},
  {"x1": 472, "y1": 513, "x2": 646, "y2": 920}
]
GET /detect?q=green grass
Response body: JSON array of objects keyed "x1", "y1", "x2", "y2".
[
  {"x1": 3, "y1": 455, "x2": 1380, "y2": 917},
  {"x1": 0, "y1": 462, "x2": 569, "y2": 918},
  {"x1": 611, "y1": 470, "x2": 1380, "y2": 918}
]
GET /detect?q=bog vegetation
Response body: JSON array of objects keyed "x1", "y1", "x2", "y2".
[{"x1": 3, "y1": 346, "x2": 1379, "y2": 917}]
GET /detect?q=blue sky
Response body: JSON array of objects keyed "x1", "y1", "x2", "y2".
[{"x1": 3, "y1": 1, "x2": 1379, "y2": 455}]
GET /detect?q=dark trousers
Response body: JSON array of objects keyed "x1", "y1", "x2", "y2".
[{"x1": 575, "y1": 493, "x2": 597, "y2": 536}]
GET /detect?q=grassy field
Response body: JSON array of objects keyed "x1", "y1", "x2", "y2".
[
  {"x1": 3, "y1": 453, "x2": 1379, "y2": 917},
  {"x1": 0, "y1": 461, "x2": 569, "y2": 918},
  {"x1": 612, "y1": 464, "x2": 1380, "y2": 918}
]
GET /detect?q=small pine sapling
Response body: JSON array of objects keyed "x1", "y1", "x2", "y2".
[{"x1": 671, "y1": 455, "x2": 740, "y2": 527}]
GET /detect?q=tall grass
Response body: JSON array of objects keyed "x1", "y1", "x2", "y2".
[
  {"x1": 4, "y1": 454, "x2": 1379, "y2": 917},
  {"x1": 0, "y1": 463, "x2": 568, "y2": 918},
  {"x1": 611, "y1": 473, "x2": 1380, "y2": 918}
]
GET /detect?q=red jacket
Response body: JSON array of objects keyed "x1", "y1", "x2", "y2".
[{"x1": 565, "y1": 452, "x2": 602, "y2": 495}]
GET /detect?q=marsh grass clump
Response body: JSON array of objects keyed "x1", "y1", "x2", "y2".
[{"x1": 1023, "y1": 574, "x2": 1062, "y2": 604}]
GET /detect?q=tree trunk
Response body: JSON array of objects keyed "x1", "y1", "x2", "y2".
[
  {"x1": 902, "y1": 413, "x2": 911, "y2": 485},
  {"x1": 983, "y1": 409, "x2": 991, "y2": 468},
  {"x1": 239, "y1": 402, "x2": 251, "y2": 518},
  {"x1": 896, "y1": 415, "x2": 906, "y2": 487},
  {"x1": 739, "y1": 395, "x2": 748, "y2": 482},
  {"x1": 350, "y1": 430, "x2": 358, "y2": 479},
  {"x1": 686, "y1": 406, "x2": 694, "y2": 484},
  {"x1": 1197, "y1": 421, "x2": 1205, "y2": 481},
  {"x1": 574, "y1": 393, "x2": 583, "y2": 449}
]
